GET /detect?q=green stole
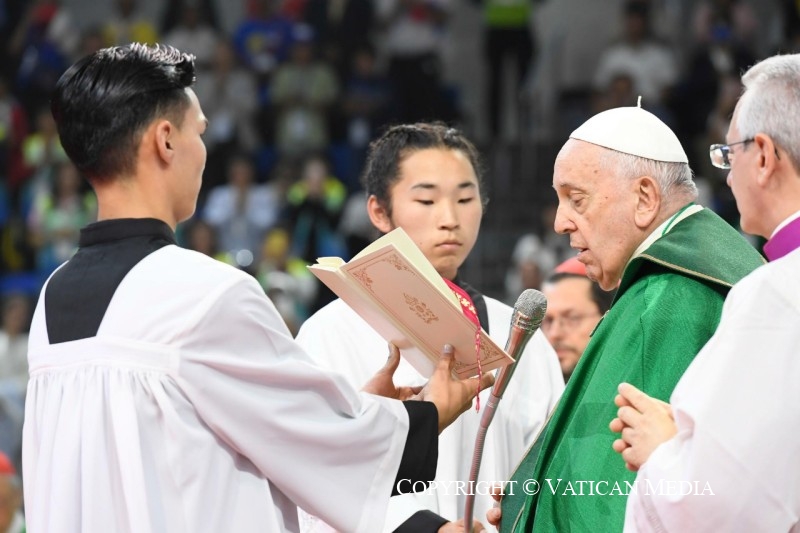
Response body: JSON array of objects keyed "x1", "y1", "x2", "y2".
[{"x1": 501, "y1": 208, "x2": 765, "y2": 532}]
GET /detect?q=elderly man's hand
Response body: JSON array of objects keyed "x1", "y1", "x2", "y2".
[{"x1": 609, "y1": 383, "x2": 677, "y2": 471}]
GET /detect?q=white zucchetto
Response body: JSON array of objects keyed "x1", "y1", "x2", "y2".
[{"x1": 570, "y1": 102, "x2": 688, "y2": 163}]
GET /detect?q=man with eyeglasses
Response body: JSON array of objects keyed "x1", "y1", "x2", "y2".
[
  {"x1": 610, "y1": 54, "x2": 800, "y2": 532},
  {"x1": 495, "y1": 103, "x2": 764, "y2": 533},
  {"x1": 541, "y1": 257, "x2": 614, "y2": 382}
]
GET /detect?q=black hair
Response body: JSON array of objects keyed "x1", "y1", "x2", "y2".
[
  {"x1": 545, "y1": 272, "x2": 615, "y2": 314},
  {"x1": 51, "y1": 43, "x2": 196, "y2": 181},
  {"x1": 360, "y1": 122, "x2": 487, "y2": 217}
]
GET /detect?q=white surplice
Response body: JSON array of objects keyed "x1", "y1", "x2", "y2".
[
  {"x1": 624, "y1": 247, "x2": 800, "y2": 532},
  {"x1": 296, "y1": 295, "x2": 565, "y2": 531},
  {"x1": 23, "y1": 245, "x2": 414, "y2": 533}
]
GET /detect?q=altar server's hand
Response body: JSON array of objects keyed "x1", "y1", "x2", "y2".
[
  {"x1": 421, "y1": 344, "x2": 495, "y2": 433},
  {"x1": 610, "y1": 382, "x2": 677, "y2": 471},
  {"x1": 362, "y1": 343, "x2": 424, "y2": 400}
]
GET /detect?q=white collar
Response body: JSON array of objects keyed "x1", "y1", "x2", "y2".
[
  {"x1": 770, "y1": 209, "x2": 800, "y2": 239},
  {"x1": 629, "y1": 204, "x2": 704, "y2": 262}
]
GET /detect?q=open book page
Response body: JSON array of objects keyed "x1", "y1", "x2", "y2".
[
  {"x1": 350, "y1": 228, "x2": 460, "y2": 308},
  {"x1": 309, "y1": 228, "x2": 513, "y2": 379}
]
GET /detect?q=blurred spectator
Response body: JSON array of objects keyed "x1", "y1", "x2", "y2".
[
  {"x1": 287, "y1": 153, "x2": 348, "y2": 265},
  {"x1": 270, "y1": 25, "x2": 339, "y2": 157},
  {"x1": 700, "y1": 73, "x2": 744, "y2": 226},
  {"x1": 21, "y1": 106, "x2": 68, "y2": 190},
  {"x1": 102, "y1": 0, "x2": 158, "y2": 47},
  {"x1": 0, "y1": 293, "x2": 29, "y2": 394},
  {"x1": 337, "y1": 189, "x2": 377, "y2": 255},
  {"x1": 75, "y1": 26, "x2": 106, "y2": 61},
  {"x1": 0, "y1": 451, "x2": 24, "y2": 533},
  {"x1": 0, "y1": 76, "x2": 29, "y2": 201},
  {"x1": 375, "y1": 0, "x2": 455, "y2": 123},
  {"x1": 194, "y1": 39, "x2": 258, "y2": 191},
  {"x1": 202, "y1": 153, "x2": 282, "y2": 271},
  {"x1": 593, "y1": 0, "x2": 678, "y2": 116},
  {"x1": 0, "y1": 294, "x2": 30, "y2": 478},
  {"x1": 8, "y1": 0, "x2": 76, "y2": 118},
  {"x1": 27, "y1": 161, "x2": 96, "y2": 277},
  {"x1": 474, "y1": 0, "x2": 536, "y2": 139},
  {"x1": 0, "y1": 1, "x2": 26, "y2": 77},
  {"x1": 703, "y1": 74, "x2": 742, "y2": 172},
  {"x1": 286, "y1": 154, "x2": 348, "y2": 313},
  {"x1": 338, "y1": 43, "x2": 392, "y2": 186},
  {"x1": 255, "y1": 226, "x2": 318, "y2": 335},
  {"x1": 783, "y1": 0, "x2": 800, "y2": 51},
  {"x1": 504, "y1": 232, "x2": 557, "y2": 304},
  {"x1": 232, "y1": 0, "x2": 296, "y2": 77},
  {"x1": 160, "y1": 0, "x2": 221, "y2": 34},
  {"x1": 179, "y1": 218, "x2": 235, "y2": 266},
  {"x1": 691, "y1": 0, "x2": 759, "y2": 53},
  {"x1": 0, "y1": 215, "x2": 35, "y2": 276},
  {"x1": 541, "y1": 258, "x2": 613, "y2": 381},
  {"x1": 162, "y1": 2, "x2": 220, "y2": 69},
  {"x1": 670, "y1": 8, "x2": 755, "y2": 165},
  {"x1": 591, "y1": 72, "x2": 637, "y2": 114},
  {"x1": 302, "y1": 0, "x2": 375, "y2": 78}
]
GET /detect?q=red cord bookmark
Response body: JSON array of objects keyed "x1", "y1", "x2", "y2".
[{"x1": 443, "y1": 279, "x2": 483, "y2": 412}]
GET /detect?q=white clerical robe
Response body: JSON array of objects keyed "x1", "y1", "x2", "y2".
[
  {"x1": 297, "y1": 296, "x2": 565, "y2": 531},
  {"x1": 624, "y1": 247, "x2": 800, "y2": 532},
  {"x1": 24, "y1": 243, "x2": 418, "y2": 533}
]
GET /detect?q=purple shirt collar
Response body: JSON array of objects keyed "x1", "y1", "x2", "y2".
[{"x1": 764, "y1": 215, "x2": 800, "y2": 261}]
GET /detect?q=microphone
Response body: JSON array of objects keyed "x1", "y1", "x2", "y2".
[
  {"x1": 488, "y1": 289, "x2": 548, "y2": 403},
  {"x1": 463, "y1": 289, "x2": 547, "y2": 532}
]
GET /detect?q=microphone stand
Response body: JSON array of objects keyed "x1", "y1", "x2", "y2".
[{"x1": 463, "y1": 312, "x2": 537, "y2": 533}]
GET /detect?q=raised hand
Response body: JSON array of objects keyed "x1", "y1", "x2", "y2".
[
  {"x1": 362, "y1": 343, "x2": 424, "y2": 400},
  {"x1": 609, "y1": 383, "x2": 677, "y2": 471}
]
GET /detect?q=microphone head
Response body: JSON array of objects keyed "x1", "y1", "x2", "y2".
[{"x1": 512, "y1": 289, "x2": 547, "y2": 333}]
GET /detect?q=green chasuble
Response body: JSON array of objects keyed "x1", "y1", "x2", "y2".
[{"x1": 501, "y1": 208, "x2": 765, "y2": 533}]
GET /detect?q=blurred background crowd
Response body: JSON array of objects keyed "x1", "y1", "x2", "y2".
[{"x1": 0, "y1": 0, "x2": 795, "y2": 485}]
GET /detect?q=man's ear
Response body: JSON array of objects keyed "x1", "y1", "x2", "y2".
[
  {"x1": 632, "y1": 175, "x2": 661, "y2": 229},
  {"x1": 154, "y1": 119, "x2": 175, "y2": 164},
  {"x1": 753, "y1": 132, "x2": 779, "y2": 187},
  {"x1": 366, "y1": 195, "x2": 393, "y2": 233}
]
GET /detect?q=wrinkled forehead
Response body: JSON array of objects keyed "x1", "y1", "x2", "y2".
[{"x1": 552, "y1": 140, "x2": 612, "y2": 191}]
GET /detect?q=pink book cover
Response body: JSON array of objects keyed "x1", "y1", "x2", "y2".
[{"x1": 309, "y1": 229, "x2": 513, "y2": 379}]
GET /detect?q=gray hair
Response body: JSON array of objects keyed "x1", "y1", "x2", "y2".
[
  {"x1": 600, "y1": 149, "x2": 698, "y2": 205},
  {"x1": 737, "y1": 54, "x2": 800, "y2": 172}
]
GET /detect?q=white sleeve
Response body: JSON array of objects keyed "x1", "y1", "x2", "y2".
[
  {"x1": 175, "y1": 276, "x2": 411, "y2": 533},
  {"x1": 296, "y1": 304, "x2": 438, "y2": 532},
  {"x1": 624, "y1": 271, "x2": 800, "y2": 532}
]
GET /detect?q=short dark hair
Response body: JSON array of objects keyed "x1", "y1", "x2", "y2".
[
  {"x1": 51, "y1": 43, "x2": 196, "y2": 181},
  {"x1": 360, "y1": 122, "x2": 487, "y2": 217},
  {"x1": 546, "y1": 272, "x2": 615, "y2": 314}
]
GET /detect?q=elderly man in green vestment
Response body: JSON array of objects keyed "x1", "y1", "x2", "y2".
[{"x1": 496, "y1": 104, "x2": 765, "y2": 533}]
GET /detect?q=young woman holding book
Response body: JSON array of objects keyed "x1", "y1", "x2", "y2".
[{"x1": 296, "y1": 122, "x2": 565, "y2": 533}]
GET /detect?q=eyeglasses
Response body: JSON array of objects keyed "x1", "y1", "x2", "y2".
[
  {"x1": 709, "y1": 139, "x2": 754, "y2": 169},
  {"x1": 541, "y1": 312, "x2": 599, "y2": 333}
]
